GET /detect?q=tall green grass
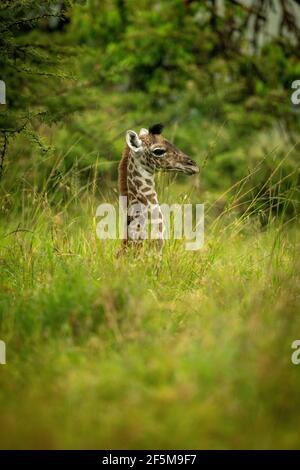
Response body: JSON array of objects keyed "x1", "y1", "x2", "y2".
[{"x1": 0, "y1": 137, "x2": 299, "y2": 449}]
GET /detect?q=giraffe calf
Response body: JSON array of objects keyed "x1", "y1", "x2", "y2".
[{"x1": 118, "y1": 123, "x2": 199, "y2": 253}]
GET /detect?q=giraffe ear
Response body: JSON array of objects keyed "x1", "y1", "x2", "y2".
[
  {"x1": 126, "y1": 130, "x2": 142, "y2": 153},
  {"x1": 139, "y1": 128, "x2": 149, "y2": 137}
]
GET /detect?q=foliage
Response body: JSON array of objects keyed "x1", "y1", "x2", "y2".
[
  {"x1": 0, "y1": 161, "x2": 300, "y2": 448},
  {"x1": 0, "y1": 0, "x2": 300, "y2": 449}
]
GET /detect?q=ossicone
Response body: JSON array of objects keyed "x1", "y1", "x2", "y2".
[{"x1": 149, "y1": 123, "x2": 164, "y2": 135}]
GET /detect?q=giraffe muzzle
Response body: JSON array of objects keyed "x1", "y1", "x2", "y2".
[{"x1": 181, "y1": 157, "x2": 199, "y2": 175}]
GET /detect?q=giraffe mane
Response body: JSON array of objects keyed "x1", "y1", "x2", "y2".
[{"x1": 118, "y1": 144, "x2": 129, "y2": 197}]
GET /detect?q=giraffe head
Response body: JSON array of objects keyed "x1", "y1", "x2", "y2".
[{"x1": 126, "y1": 123, "x2": 199, "y2": 175}]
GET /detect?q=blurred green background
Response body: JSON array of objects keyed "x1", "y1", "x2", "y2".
[{"x1": 0, "y1": 0, "x2": 300, "y2": 449}]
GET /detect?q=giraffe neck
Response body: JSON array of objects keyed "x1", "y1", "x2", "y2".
[
  {"x1": 127, "y1": 152, "x2": 157, "y2": 206},
  {"x1": 126, "y1": 151, "x2": 164, "y2": 242}
]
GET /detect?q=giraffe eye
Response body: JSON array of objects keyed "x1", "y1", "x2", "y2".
[{"x1": 153, "y1": 148, "x2": 166, "y2": 156}]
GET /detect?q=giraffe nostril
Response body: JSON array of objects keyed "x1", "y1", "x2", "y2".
[
  {"x1": 183, "y1": 158, "x2": 199, "y2": 174},
  {"x1": 185, "y1": 158, "x2": 198, "y2": 166}
]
